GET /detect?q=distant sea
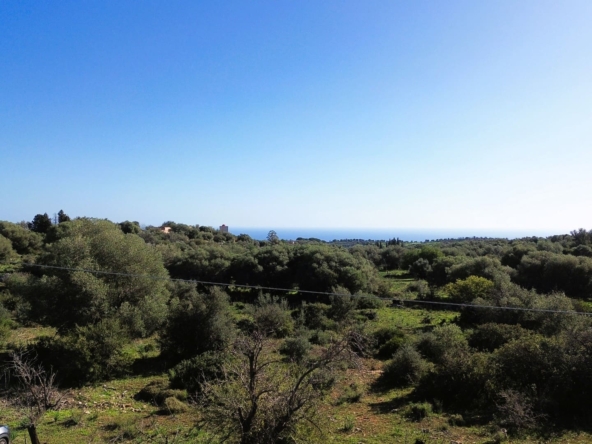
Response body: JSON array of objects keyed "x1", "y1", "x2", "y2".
[{"x1": 230, "y1": 228, "x2": 565, "y2": 242}]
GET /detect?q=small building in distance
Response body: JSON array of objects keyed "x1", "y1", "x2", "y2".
[
  {"x1": 219, "y1": 224, "x2": 229, "y2": 233},
  {"x1": 159, "y1": 226, "x2": 172, "y2": 234}
]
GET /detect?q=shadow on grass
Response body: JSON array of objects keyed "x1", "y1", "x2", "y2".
[
  {"x1": 368, "y1": 392, "x2": 415, "y2": 415},
  {"x1": 131, "y1": 355, "x2": 167, "y2": 376}
]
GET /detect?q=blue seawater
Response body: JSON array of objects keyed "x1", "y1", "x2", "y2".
[{"x1": 230, "y1": 228, "x2": 563, "y2": 242}]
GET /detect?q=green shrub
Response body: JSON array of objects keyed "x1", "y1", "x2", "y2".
[
  {"x1": 372, "y1": 327, "x2": 408, "y2": 359},
  {"x1": 309, "y1": 329, "x2": 333, "y2": 345},
  {"x1": 405, "y1": 402, "x2": 432, "y2": 421},
  {"x1": 469, "y1": 323, "x2": 531, "y2": 352},
  {"x1": 160, "y1": 286, "x2": 235, "y2": 361},
  {"x1": 416, "y1": 350, "x2": 490, "y2": 408},
  {"x1": 336, "y1": 383, "x2": 364, "y2": 404},
  {"x1": 163, "y1": 396, "x2": 189, "y2": 414},
  {"x1": 356, "y1": 295, "x2": 385, "y2": 309},
  {"x1": 444, "y1": 276, "x2": 494, "y2": 303},
  {"x1": 251, "y1": 295, "x2": 294, "y2": 337},
  {"x1": 378, "y1": 335, "x2": 407, "y2": 359},
  {"x1": 169, "y1": 351, "x2": 227, "y2": 394},
  {"x1": 0, "y1": 304, "x2": 12, "y2": 347},
  {"x1": 447, "y1": 413, "x2": 465, "y2": 426},
  {"x1": 416, "y1": 324, "x2": 468, "y2": 365},
  {"x1": 328, "y1": 291, "x2": 357, "y2": 322},
  {"x1": 32, "y1": 318, "x2": 133, "y2": 386},
  {"x1": 358, "y1": 309, "x2": 378, "y2": 320},
  {"x1": 280, "y1": 335, "x2": 311, "y2": 363},
  {"x1": 301, "y1": 302, "x2": 330, "y2": 330},
  {"x1": 382, "y1": 345, "x2": 428, "y2": 387},
  {"x1": 407, "y1": 279, "x2": 430, "y2": 298}
]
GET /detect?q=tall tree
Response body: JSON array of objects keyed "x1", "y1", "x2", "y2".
[
  {"x1": 57, "y1": 210, "x2": 71, "y2": 223},
  {"x1": 28, "y1": 213, "x2": 52, "y2": 234},
  {"x1": 266, "y1": 230, "x2": 280, "y2": 244}
]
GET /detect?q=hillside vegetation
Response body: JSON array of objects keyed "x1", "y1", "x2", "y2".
[{"x1": 1, "y1": 214, "x2": 592, "y2": 443}]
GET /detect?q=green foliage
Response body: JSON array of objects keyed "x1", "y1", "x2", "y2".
[
  {"x1": 163, "y1": 396, "x2": 189, "y2": 414},
  {"x1": 408, "y1": 258, "x2": 432, "y2": 279},
  {"x1": 402, "y1": 246, "x2": 444, "y2": 270},
  {"x1": 468, "y1": 323, "x2": 531, "y2": 352},
  {"x1": 250, "y1": 294, "x2": 294, "y2": 337},
  {"x1": 381, "y1": 345, "x2": 428, "y2": 387},
  {"x1": 32, "y1": 318, "x2": 133, "y2": 386},
  {"x1": 381, "y1": 245, "x2": 405, "y2": 270},
  {"x1": 448, "y1": 257, "x2": 513, "y2": 285},
  {"x1": 0, "y1": 234, "x2": 16, "y2": 263},
  {"x1": 0, "y1": 221, "x2": 42, "y2": 254},
  {"x1": 300, "y1": 302, "x2": 331, "y2": 330},
  {"x1": 356, "y1": 295, "x2": 385, "y2": 309},
  {"x1": 160, "y1": 286, "x2": 235, "y2": 361},
  {"x1": 118, "y1": 220, "x2": 141, "y2": 234},
  {"x1": 57, "y1": 210, "x2": 70, "y2": 223},
  {"x1": 406, "y1": 279, "x2": 430, "y2": 299},
  {"x1": 460, "y1": 280, "x2": 576, "y2": 335},
  {"x1": 372, "y1": 327, "x2": 408, "y2": 359},
  {"x1": 444, "y1": 276, "x2": 494, "y2": 303},
  {"x1": 416, "y1": 324, "x2": 468, "y2": 365},
  {"x1": 279, "y1": 335, "x2": 311, "y2": 363},
  {"x1": 405, "y1": 402, "x2": 432, "y2": 421},
  {"x1": 417, "y1": 349, "x2": 490, "y2": 409},
  {"x1": 0, "y1": 304, "x2": 12, "y2": 347},
  {"x1": 328, "y1": 288, "x2": 357, "y2": 323},
  {"x1": 516, "y1": 251, "x2": 592, "y2": 298},
  {"x1": 169, "y1": 351, "x2": 228, "y2": 394},
  {"x1": 16, "y1": 219, "x2": 169, "y2": 335},
  {"x1": 28, "y1": 213, "x2": 52, "y2": 233}
]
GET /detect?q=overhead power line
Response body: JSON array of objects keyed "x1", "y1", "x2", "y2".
[{"x1": 20, "y1": 263, "x2": 591, "y2": 317}]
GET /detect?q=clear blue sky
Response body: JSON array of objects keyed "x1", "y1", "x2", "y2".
[{"x1": 1, "y1": 1, "x2": 591, "y2": 231}]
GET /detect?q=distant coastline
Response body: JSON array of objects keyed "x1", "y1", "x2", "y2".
[{"x1": 229, "y1": 228, "x2": 566, "y2": 242}]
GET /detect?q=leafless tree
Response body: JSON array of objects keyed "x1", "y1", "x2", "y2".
[
  {"x1": 199, "y1": 330, "x2": 363, "y2": 444},
  {"x1": 8, "y1": 350, "x2": 62, "y2": 444}
]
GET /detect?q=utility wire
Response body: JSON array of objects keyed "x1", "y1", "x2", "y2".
[{"x1": 20, "y1": 262, "x2": 591, "y2": 317}]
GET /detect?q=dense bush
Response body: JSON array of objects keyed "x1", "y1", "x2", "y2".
[
  {"x1": 32, "y1": 319, "x2": 133, "y2": 386},
  {"x1": 279, "y1": 335, "x2": 311, "y2": 363},
  {"x1": 447, "y1": 257, "x2": 513, "y2": 285},
  {"x1": 409, "y1": 258, "x2": 432, "y2": 280},
  {"x1": 444, "y1": 276, "x2": 494, "y2": 303},
  {"x1": 328, "y1": 291, "x2": 357, "y2": 322},
  {"x1": 11, "y1": 219, "x2": 170, "y2": 335},
  {"x1": 159, "y1": 286, "x2": 235, "y2": 361},
  {"x1": 356, "y1": 295, "x2": 385, "y2": 309},
  {"x1": 168, "y1": 351, "x2": 227, "y2": 394},
  {"x1": 468, "y1": 323, "x2": 531, "y2": 352},
  {"x1": 381, "y1": 345, "x2": 428, "y2": 387},
  {"x1": 372, "y1": 327, "x2": 408, "y2": 359},
  {"x1": 515, "y1": 251, "x2": 592, "y2": 299},
  {"x1": 250, "y1": 294, "x2": 294, "y2": 337},
  {"x1": 416, "y1": 324, "x2": 468, "y2": 365},
  {"x1": 0, "y1": 221, "x2": 42, "y2": 255},
  {"x1": 300, "y1": 302, "x2": 331, "y2": 330},
  {"x1": 417, "y1": 350, "x2": 490, "y2": 409}
]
